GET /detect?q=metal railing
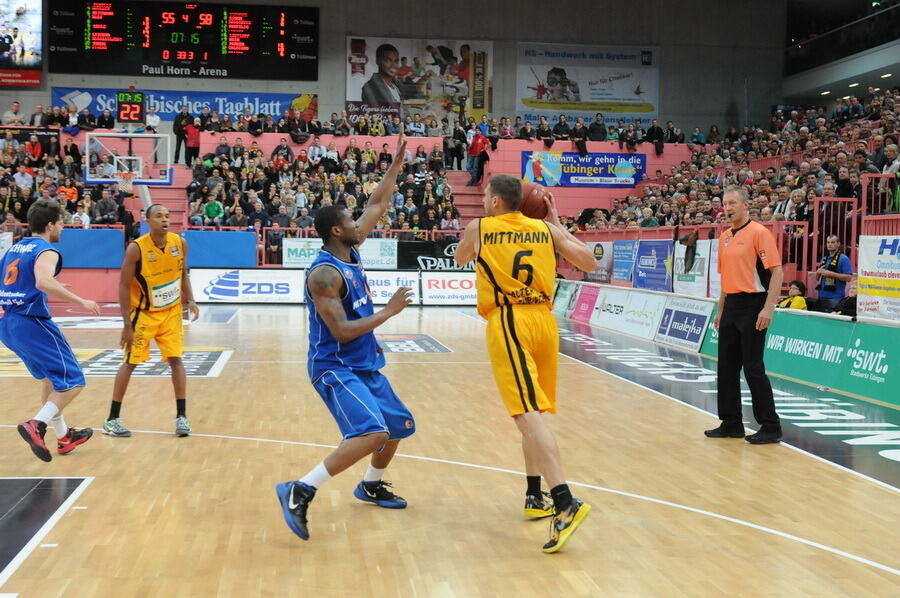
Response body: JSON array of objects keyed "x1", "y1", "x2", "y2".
[{"x1": 784, "y1": 4, "x2": 900, "y2": 75}]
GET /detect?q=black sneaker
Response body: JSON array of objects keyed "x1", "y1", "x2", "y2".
[
  {"x1": 18, "y1": 419, "x2": 51, "y2": 462},
  {"x1": 353, "y1": 480, "x2": 407, "y2": 509},
  {"x1": 275, "y1": 481, "x2": 316, "y2": 540},
  {"x1": 542, "y1": 498, "x2": 591, "y2": 553},
  {"x1": 746, "y1": 429, "x2": 782, "y2": 444},
  {"x1": 524, "y1": 492, "x2": 554, "y2": 519},
  {"x1": 704, "y1": 423, "x2": 745, "y2": 438}
]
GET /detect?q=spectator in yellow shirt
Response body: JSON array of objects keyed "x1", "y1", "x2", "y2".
[{"x1": 777, "y1": 280, "x2": 808, "y2": 310}]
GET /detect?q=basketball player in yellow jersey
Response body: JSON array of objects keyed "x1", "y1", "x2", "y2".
[
  {"x1": 455, "y1": 174, "x2": 597, "y2": 553},
  {"x1": 104, "y1": 204, "x2": 200, "y2": 438}
]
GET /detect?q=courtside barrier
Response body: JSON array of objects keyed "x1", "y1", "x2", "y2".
[{"x1": 554, "y1": 280, "x2": 899, "y2": 407}]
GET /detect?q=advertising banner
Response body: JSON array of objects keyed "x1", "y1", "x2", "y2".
[
  {"x1": 515, "y1": 43, "x2": 659, "y2": 127},
  {"x1": 699, "y1": 304, "x2": 719, "y2": 357},
  {"x1": 0, "y1": 0, "x2": 42, "y2": 86},
  {"x1": 397, "y1": 239, "x2": 472, "y2": 271},
  {"x1": 589, "y1": 287, "x2": 665, "y2": 339},
  {"x1": 632, "y1": 240, "x2": 673, "y2": 292},
  {"x1": 570, "y1": 284, "x2": 600, "y2": 323},
  {"x1": 552, "y1": 280, "x2": 577, "y2": 316},
  {"x1": 841, "y1": 321, "x2": 898, "y2": 406},
  {"x1": 654, "y1": 296, "x2": 715, "y2": 352},
  {"x1": 346, "y1": 37, "x2": 492, "y2": 121},
  {"x1": 0, "y1": 126, "x2": 61, "y2": 154},
  {"x1": 613, "y1": 240, "x2": 638, "y2": 282},
  {"x1": 856, "y1": 236, "x2": 900, "y2": 321},
  {"x1": 51, "y1": 87, "x2": 318, "y2": 122},
  {"x1": 282, "y1": 238, "x2": 398, "y2": 269},
  {"x1": 584, "y1": 242, "x2": 614, "y2": 283},
  {"x1": 521, "y1": 151, "x2": 646, "y2": 188},
  {"x1": 708, "y1": 239, "x2": 721, "y2": 299},
  {"x1": 365, "y1": 271, "x2": 420, "y2": 305},
  {"x1": 191, "y1": 269, "x2": 305, "y2": 303},
  {"x1": 0, "y1": 232, "x2": 11, "y2": 258},
  {"x1": 673, "y1": 239, "x2": 711, "y2": 298},
  {"x1": 420, "y1": 271, "x2": 476, "y2": 305}
]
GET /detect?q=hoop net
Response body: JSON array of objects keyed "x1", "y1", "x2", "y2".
[{"x1": 114, "y1": 172, "x2": 136, "y2": 191}]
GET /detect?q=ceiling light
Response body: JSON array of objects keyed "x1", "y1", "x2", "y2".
[
  {"x1": 881, "y1": 73, "x2": 892, "y2": 78},
  {"x1": 874, "y1": 87, "x2": 881, "y2": 91},
  {"x1": 848, "y1": 83, "x2": 859, "y2": 88},
  {"x1": 820, "y1": 90, "x2": 831, "y2": 95},
  {"x1": 842, "y1": 96, "x2": 851, "y2": 100}
]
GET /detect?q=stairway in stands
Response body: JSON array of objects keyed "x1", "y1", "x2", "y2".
[
  {"x1": 129, "y1": 163, "x2": 191, "y2": 231},
  {"x1": 445, "y1": 170, "x2": 482, "y2": 224}
]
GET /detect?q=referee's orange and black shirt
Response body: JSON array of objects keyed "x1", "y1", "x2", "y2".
[{"x1": 718, "y1": 220, "x2": 782, "y2": 294}]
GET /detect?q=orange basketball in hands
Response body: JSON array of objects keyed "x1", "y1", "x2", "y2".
[{"x1": 520, "y1": 181, "x2": 549, "y2": 220}]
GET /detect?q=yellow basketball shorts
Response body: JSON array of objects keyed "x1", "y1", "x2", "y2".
[
  {"x1": 485, "y1": 304, "x2": 559, "y2": 416},
  {"x1": 126, "y1": 306, "x2": 184, "y2": 364}
]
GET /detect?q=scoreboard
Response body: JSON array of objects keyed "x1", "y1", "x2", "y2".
[
  {"x1": 48, "y1": 1, "x2": 318, "y2": 81},
  {"x1": 116, "y1": 91, "x2": 146, "y2": 123}
]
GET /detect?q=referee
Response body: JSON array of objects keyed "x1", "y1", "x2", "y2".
[{"x1": 705, "y1": 186, "x2": 784, "y2": 444}]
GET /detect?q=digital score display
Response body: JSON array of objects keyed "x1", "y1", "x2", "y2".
[
  {"x1": 48, "y1": 1, "x2": 318, "y2": 81},
  {"x1": 116, "y1": 91, "x2": 146, "y2": 123}
]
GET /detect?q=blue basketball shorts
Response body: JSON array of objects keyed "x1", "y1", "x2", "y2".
[
  {"x1": 312, "y1": 368, "x2": 415, "y2": 441},
  {"x1": 0, "y1": 313, "x2": 86, "y2": 391}
]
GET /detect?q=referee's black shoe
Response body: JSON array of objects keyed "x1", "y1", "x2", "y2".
[
  {"x1": 745, "y1": 429, "x2": 782, "y2": 444},
  {"x1": 704, "y1": 423, "x2": 745, "y2": 438}
]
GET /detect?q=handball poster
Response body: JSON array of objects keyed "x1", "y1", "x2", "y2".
[
  {"x1": 346, "y1": 37, "x2": 492, "y2": 122},
  {"x1": 0, "y1": 0, "x2": 42, "y2": 86},
  {"x1": 515, "y1": 43, "x2": 659, "y2": 127}
]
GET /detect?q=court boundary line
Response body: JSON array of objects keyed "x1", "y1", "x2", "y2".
[
  {"x1": 9, "y1": 427, "x2": 894, "y2": 577},
  {"x1": 454, "y1": 309, "x2": 900, "y2": 496},
  {"x1": 0, "y1": 477, "x2": 94, "y2": 590}
]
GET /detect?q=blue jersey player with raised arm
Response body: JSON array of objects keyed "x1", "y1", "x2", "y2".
[
  {"x1": 276, "y1": 133, "x2": 415, "y2": 541},
  {"x1": 0, "y1": 200, "x2": 100, "y2": 462}
]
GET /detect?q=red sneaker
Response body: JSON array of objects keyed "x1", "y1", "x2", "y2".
[
  {"x1": 57, "y1": 427, "x2": 94, "y2": 455},
  {"x1": 17, "y1": 420, "x2": 51, "y2": 462}
]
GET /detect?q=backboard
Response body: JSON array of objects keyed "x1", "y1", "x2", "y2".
[{"x1": 83, "y1": 132, "x2": 173, "y2": 187}]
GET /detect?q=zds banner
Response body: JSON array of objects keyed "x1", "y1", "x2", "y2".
[
  {"x1": 521, "y1": 151, "x2": 646, "y2": 188},
  {"x1": 515, "y1": 42, "x2": 659, "y2": 127},
  {"x1": 51, "y1": 87, "x2": 318, "y2": 122}
]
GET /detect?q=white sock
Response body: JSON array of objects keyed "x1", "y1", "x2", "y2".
[
  {"x1": 50, "y1": 415, "x2": 68, "y2": 437},
  {"x1": 34, "y1": 402, "x2": 60, "y2": 424},
  {"x1": 299, "y1": 462, "x2": 332, "y2": 490},
  {"x1": 363, "y1": 465, "x2": 386, "y2": 483}
]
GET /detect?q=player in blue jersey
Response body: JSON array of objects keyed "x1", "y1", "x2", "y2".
[
  {"x1": 276, "y1": 133, "x2": 415, "y2": 541},
  {"x1": 0, "y1": 199, "x2": 100, "y2": 462}
]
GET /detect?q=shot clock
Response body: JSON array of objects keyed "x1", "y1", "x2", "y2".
[
  {"x1": 49, "y1": 1, "x2": 318, "y2": 81},
  {"x1": 116, "y1": 91, "x2": 146, "y2": 123}
]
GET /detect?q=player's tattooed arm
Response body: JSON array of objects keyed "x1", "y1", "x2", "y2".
[{"x1": 307, "y1": 265, "x2": 412, "y2": 343}]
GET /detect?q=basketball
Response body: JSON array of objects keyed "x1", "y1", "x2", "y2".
[{"x1": 520, "y1": 181, "x2": 549, "y2": 220}]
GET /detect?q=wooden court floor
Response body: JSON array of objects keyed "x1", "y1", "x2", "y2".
[{"x1": 0, "y1": 306, "x2": 898, "y2": 597}]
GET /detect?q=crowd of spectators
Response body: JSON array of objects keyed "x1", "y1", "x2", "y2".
[
  {"x1": 1, "y1": 100, "x2": 140, "y2": 242},
  {"x1": 2, "y1": 85, "x2": 898, "y2": 257},
  {"x1": 564, "y1": 88, "x2": 899, "y2": 234}
]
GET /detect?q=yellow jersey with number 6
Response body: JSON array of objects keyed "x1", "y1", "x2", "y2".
[{"x1": 475, "y1": 213, "x2": 556, "y2": 318}]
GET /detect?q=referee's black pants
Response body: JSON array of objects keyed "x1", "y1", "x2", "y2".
[{"x1": 716, "y1": 292, "x2": 781, "y2": 431}]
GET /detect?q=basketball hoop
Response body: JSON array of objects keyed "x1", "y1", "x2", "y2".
[{"x1": 114, "y1": 172, "x2": 136, "y2": 191}]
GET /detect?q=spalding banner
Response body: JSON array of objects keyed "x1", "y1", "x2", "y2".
[{"x1": 397, "y1": 240, "x2": 473, "y2": 271}]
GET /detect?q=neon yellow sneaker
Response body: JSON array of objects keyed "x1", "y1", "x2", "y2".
[
  {"x1": 524, "y1": 492, "x2": 555, "y2": 519},
  {"x1": 542, "y1": 499, "x2": 591, "y2": 553}
]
